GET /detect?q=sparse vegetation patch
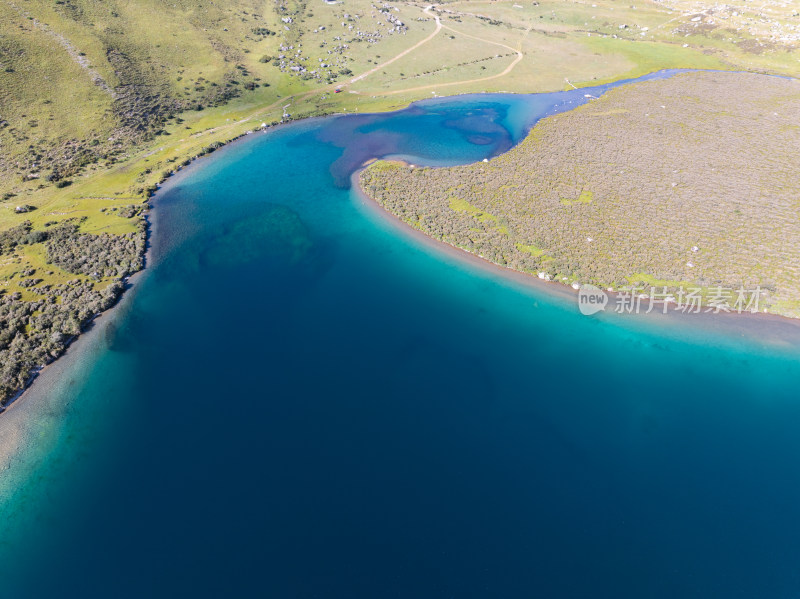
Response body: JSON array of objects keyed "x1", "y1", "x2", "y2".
[{"x1": 361, "y1": 71, "x2": 800, "y2": 317}]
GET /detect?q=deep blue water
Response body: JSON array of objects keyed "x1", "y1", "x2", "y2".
[{"x1": 3, "y1": 71, "x2": 800, "y2": 598}]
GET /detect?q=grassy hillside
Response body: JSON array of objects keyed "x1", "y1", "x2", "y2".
[{"x1": 0, "y1": 0, "x2": 798, "y2": 406}]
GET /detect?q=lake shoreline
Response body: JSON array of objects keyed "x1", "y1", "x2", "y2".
[
  {"x1": 4, "y1": 66, "x2": 798, "y2": 467},
  {"x1": 351, "y1": 169, "x2": 800, "y2": 351},
  {"x1": 0, "y1": 204, "x2": 160, "y2": 473},
  {"x1": 6, "y1": 62, "x2": 800, "y2": 596},
  {"x1": 0, "y1": 262, "x2": 148, "y2": 474},
  {"x1": 0, "y1": 67, "x2": 714, "y2": 416}
]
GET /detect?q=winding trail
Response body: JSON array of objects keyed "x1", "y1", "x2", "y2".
[
  {"x1": 190, "y1": 6, "x2": 444, "y2": 136},
  {"x1": 349, "y1": 5, "x2": 443, "y2": 85},
  {"x1": 182, "y1": 4, "x2": 525, "y2": 139},
  {"x1": 377, "y1": 18, "x2": 529, "y2": 96}
]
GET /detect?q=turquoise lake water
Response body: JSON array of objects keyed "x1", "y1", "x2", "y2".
[{"x1": 2, "y1": 71, "x2": 800, "y2": 597}]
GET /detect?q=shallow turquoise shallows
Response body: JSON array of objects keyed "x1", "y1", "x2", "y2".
[{"x1": 2, "y1": 71, "x2": 800, "y2": 598}]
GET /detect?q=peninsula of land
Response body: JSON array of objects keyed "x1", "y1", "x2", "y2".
[{"x1": 361, "y1": 71, "x2": 800, "y2": 318}]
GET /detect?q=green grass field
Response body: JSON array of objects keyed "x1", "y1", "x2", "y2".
[
  {"x1": 2, "y1": 0, "x2": 797, "y2": 237},
  {"x1": 2, "y1": 0, "x2": 797, "y2": 224},
  {"x1": 0, "y1": 0, "x2": 794, "y2": 254}
]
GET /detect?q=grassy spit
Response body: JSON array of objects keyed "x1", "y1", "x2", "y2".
[{"x1": 361, "y1": 71, "x2": 800, "y2": 317}]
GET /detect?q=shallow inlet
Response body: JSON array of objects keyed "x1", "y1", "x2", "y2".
[{"x1": 2, "y1": 70, "x2": 800, "y2": 598}]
